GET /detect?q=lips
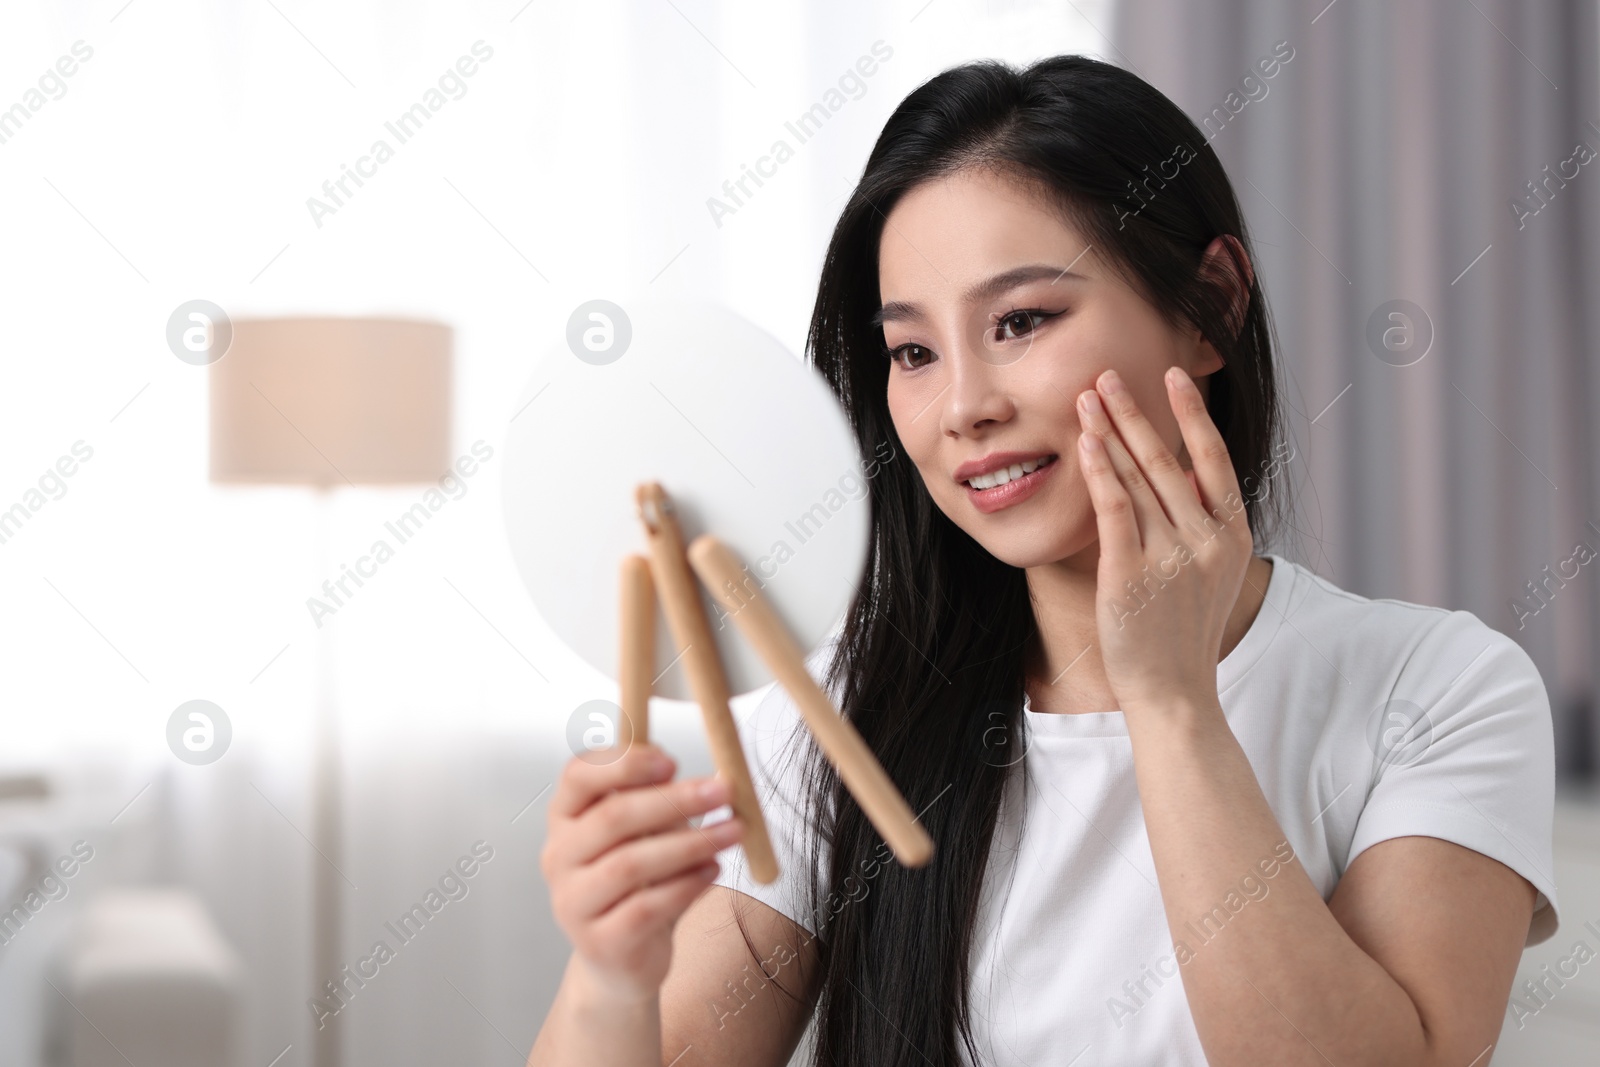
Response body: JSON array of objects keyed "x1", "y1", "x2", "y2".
[
  {"x1": 960, "y1": 454, "x2": 1061, "y2": 514},
  {"x1": 954, "y1": 451, "x2": 1060, "y2": 488}
]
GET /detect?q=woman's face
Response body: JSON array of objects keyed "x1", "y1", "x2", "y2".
[{"x1": 877, "y1": 166, "x2": 1223, "y2": 569}]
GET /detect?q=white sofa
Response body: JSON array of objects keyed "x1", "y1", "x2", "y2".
[{"x1": 63, "y1": 889, "x2": 242, "y2": 1067}]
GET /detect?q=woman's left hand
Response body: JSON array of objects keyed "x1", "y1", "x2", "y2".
[{"x1": 1074, "y1": 366, "x2": 1254, "y2": 712}]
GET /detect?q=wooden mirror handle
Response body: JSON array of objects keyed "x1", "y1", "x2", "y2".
[
  {"x1": 617, "y1": 554, "x2": 654, "y2": 750},
  {"x1": 634, "y1": 483, "x2": 779, "y2": 885},
  {"x1": 688, "y1": 535, "x2": 934, "y2": 868}
]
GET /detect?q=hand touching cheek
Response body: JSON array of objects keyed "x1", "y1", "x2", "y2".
[{"x1": 1074, "y1": 366, "x2": 1253, "y2": 711}]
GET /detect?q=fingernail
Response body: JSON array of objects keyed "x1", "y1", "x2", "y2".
[
  {"x1": 650, "y1": 751, "x2": 674, "y2": 777},
  {"x1": 707, "y1": 818, "x2": 742, "y2": 842},
  {"x1": 697, "y1": 777, "x2": 730, "y2": 804},
  {"x1": 1078, "y1": 390, "x2": 1104, "y2": 416},
  {"x1": 1167, "y1": 366, "x2": 1192, "y2": 389},
  {"x1": 1099, "y1": 370, "x2": 1124, "y2": 394}
]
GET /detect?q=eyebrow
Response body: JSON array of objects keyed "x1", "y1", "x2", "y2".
[{"x1": 871, "y1": 263, "x2": 1086, "y2": 328}]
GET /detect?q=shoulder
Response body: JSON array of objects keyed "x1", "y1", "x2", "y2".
[
  {"x1": 1267, "y1": 559, "x2": 1559, "y2": 944},
  {"x1": 1260, "y1": 555, "x2": 1542, "y2": 712},
  {"x1": 1272, "y1": 555, "x2": 1469, "y2": 655}
]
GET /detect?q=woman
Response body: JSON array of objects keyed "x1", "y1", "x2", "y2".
[{"x1": 530, "y1": 56, "x2": 1557, "y2": 1066}]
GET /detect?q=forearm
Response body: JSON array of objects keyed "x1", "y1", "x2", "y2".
[
  {"x1": 1124, "y1": 694, "x2": 1427, "y2": 1066},
  {"x1": 528, "y1": 953, "x2": 663, "y2": 1067}
]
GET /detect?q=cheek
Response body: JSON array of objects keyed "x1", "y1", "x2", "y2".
[
  {"x1": 1127, "y1": 382, "x2": 1185, "y2": 453},
  {"x1": 885, "y1": 382, "x2": 938, "y2": 462},
  {"x1": 1064, "y1": 321, "x2": 1187, "y2": 450},
  {"x1": 886, "y1": 386, "x2": 966, "y2": 505},
  {"x1": 885, "y1": 376, "x2": 910, "y2": 426},
  {"x1": 1036, "y1": 323, "x2": 1125, "y2": 408}
]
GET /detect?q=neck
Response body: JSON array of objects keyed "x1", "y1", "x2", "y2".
[{"x1": 1023, "y1": 551, "x2": 1273, "y2": 715}]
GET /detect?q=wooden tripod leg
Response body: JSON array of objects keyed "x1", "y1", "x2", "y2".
[
  {"x1": 617, "y1": 554, "x2": 654, "y2": 750},
  {"x1": 634, "y1": 483, "x2": 779, "y2": 885},
  {"x1": 688, "y1": 535, "x2": 934, "y2": 868}
]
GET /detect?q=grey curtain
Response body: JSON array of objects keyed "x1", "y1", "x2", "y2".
[{"x1": 1113, "y1": 0, "x2": 1600, "y2": 780}]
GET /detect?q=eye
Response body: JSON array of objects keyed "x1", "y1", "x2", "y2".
[
  {"x1": 991, "y1": 309, "x2": 1059, "y2": 342},
  {"x1": 882, "y1": 342, "x2": 934, "y2": 371}
]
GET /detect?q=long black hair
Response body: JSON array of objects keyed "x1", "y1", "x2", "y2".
[{"x1": 735, "y1": 54, "x2": 1287, "y2": 1066}]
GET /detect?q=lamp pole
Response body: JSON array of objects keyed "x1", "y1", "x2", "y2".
[{"x1": 311, "y1": 484, "x2": 343, "y2": 1067}]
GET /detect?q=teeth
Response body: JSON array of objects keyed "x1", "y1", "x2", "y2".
[{"x1": 966, "y1": 455, "x2": 1054, "y2": 490}]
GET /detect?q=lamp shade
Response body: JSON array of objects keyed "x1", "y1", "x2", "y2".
[{"x1": 208, "y1": 317, "x2": 452, "y2": 486}]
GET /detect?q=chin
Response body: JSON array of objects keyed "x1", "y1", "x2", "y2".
[
  {"x1": 963, "y1": 522, "x2": 1089, "y2": 570},
  {"x1": 984, "y1": 544, "x2": 1050, "y2": 569}
]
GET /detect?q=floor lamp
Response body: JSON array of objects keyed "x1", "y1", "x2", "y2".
[{"x1": 208, "y1": 317, "x2": 452, "y2": 1067}]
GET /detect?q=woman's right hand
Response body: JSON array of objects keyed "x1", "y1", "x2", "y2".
[{"x1": 541, "y1": 743, "x2": 745, "y2": 1001}]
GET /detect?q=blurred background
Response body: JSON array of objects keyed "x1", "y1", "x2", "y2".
[{"x1": 0, "y1": 1, "x2": 1597, "y2": 1065}]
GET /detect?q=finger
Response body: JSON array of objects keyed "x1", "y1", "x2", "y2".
[
  {"x1": 559, "y1": 774, "x2": 732, "y2": 871},
  {"x1": 1077, "y1": 388, "x2": 1166, "y2": 540},
  {"x1": 1164, "y1": 366, "x2": 1249, "y2": 542},
  {"x1": 1094, "y1": 369, "x2": 1205, "y2": 528},
  {"x1": 565, "y1": 819, "x2": 743, "y2": 921},
  {"x1": 587, "y1": 861, "x2": 722, "y2": 946},
  {"x1": 550, "y1": 743, "x2": 674, "y2": 821},
  {"x1": 1077, "y1": 428, "x2": 1142, "y2": 561}
]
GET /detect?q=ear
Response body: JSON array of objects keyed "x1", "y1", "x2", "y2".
[
  {"x1": 1181, "y1": 235, "x2": 1255, "y2": 391},
  {"x1": 1200, "y1": 234, "x2": 1255, "y2": 342}
]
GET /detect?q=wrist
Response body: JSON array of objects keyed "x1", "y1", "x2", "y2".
[
  {"x1": 569, "y1": 953, "x2": 662, "y2": 1010},
  {"x1": 1122, "y1": 689, "x2": 1225, "y2": 733}
]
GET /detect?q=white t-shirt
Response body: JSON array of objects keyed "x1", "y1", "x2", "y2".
[{"x1": 707, "y1": 552, "x2": 1560, "y2": 1065}]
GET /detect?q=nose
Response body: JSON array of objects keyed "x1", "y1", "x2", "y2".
[{"x1": 940, "y1": 339, "x2": 1015, "y2": 437}]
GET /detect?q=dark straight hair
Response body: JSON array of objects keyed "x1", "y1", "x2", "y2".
[{"x1": 735, "y1": 54, "x2": 1286, "y2": 1066}]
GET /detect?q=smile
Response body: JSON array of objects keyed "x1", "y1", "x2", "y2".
[
  {"x1": 962, "y1": 455, "x2": 1057, "y2": 489},
  {"x1": 963, "y1": 454, "x2": 1059, "y2": 513}
]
